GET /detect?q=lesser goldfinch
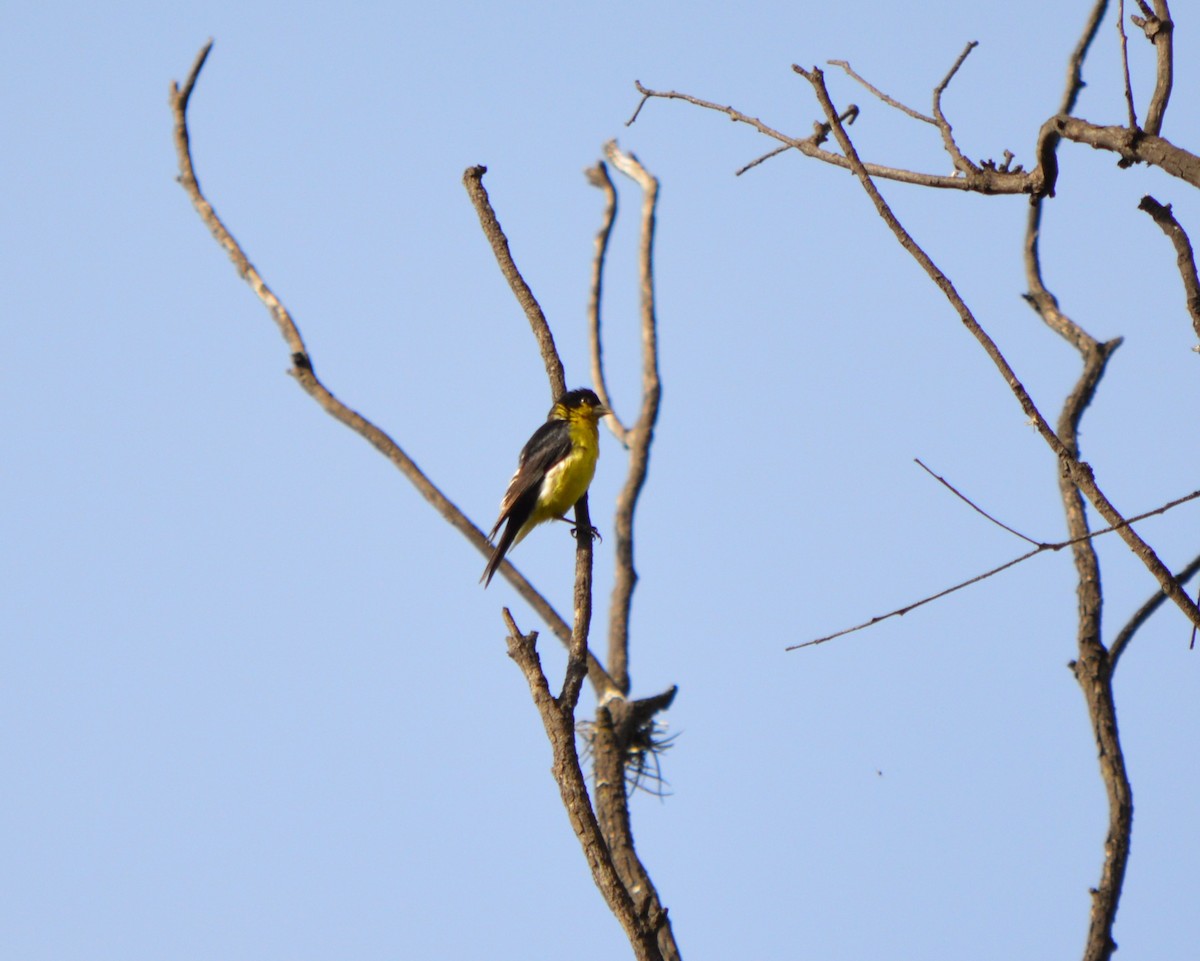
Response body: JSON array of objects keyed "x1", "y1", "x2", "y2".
[{"x1": 481, "y1": 388, "x2": 610, "y2": 587}]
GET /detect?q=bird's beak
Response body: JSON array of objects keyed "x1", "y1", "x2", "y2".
[{"x1": 595, "y1": 404, "x2": 611, "y2": 418}]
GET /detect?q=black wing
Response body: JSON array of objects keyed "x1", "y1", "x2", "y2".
[
  {"x1": 481, "y1": 419, "x2": 572, "y2": 586},
  {"x1": 490, "y1": 419, "x2": 573, "y2": 536}
]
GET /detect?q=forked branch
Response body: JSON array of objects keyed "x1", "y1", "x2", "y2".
[
  {"x1": 1132, "y1": 0, "x2": 1174, "y2": 136},
  {"x1": 629, "y1": 81, "x2": 1040, "y2": 195},
  {"x1": 791, "y1": 63, "x2": 1200, "y2": 636},
  {"x1": 790, "y1": 485, "x2": 1200, "y2": 650},
  {"x1": 594, "y1": 141, "x2": 663, "y2": 696},
  {"x1": 502, "y1": 610, "x2": 665, "y2": 961},
  {"x1": 584, "y1": 142, "x2": 680, "y2": 959}
]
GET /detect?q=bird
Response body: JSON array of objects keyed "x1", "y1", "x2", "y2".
[{"x1": 481, "y1": 388, "x2": 610, "y2": 587}]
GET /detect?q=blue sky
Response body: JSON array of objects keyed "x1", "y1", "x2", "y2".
[{"x1": 4, "y1": 2, "x2": 1199, "y2": 958}]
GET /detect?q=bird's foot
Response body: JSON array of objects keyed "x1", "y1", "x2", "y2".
[{"x1": 570, "y1": 524, "x2": 602, "y2": 543}]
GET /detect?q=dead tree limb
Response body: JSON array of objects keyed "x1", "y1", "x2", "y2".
[{"x1": 169, "y1": 42, "x2": 619, "y2": 697}]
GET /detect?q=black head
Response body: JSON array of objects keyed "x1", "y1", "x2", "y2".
[
  {"x1": 559, "y1": 388, "x2": 603, "y2": 409},
  {"x1": 550, "y1": 388, "x2": 609, "y2": 420}
]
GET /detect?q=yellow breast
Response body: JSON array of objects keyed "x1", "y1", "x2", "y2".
[{"x1": 535, "y1": 417, "x2": 600, "y2": 519}]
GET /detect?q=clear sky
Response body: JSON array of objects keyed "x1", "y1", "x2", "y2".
[{"x1": 4, "y1": 2, "x2": 1198, "y2": 959}]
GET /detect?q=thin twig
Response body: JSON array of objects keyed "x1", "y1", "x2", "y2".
[
  {"x1": 584, "y1": 160, "x2": 630, "y2": 443},
  {"x1": 1138, "y1": 195, "x2": 1200, "y2": 341},
  {"x1": 789, "y1": 486, "x2": 1200, "y2": 650},
  {"x1": 827, "y1": 59, "x2": 935, "y2": 123},
  {"x1": 735, "y1": 104, "x2": 858, "y2": 176},
  {"x1": 735, "y1": 144, "x2": 790, "y2": 176},
  {"x1": 1118, "y1": 0, "x2": 1140, "y2": 130},
  {"x1": 914, "y1": 459, "x2": 1040, "y2": 545},
  {"x1": 174, "y1": 39, "x2": 213, "y2": 117},
  {"x1": 789, "y1": 546, "x2": 1042, "y2": 650},
  {"x1": 1110, "y1": 552, "x2": 1200, "y2": 669},
  {"x1": 932, "y1": 41, "x2": 980, "y2": 175},
  {"x1": 1059, "y1": 0, "x2": 1112, "y2": 115},
  {"x1": 629, "y1": 81, "x2": 1036, "y2": 195}
]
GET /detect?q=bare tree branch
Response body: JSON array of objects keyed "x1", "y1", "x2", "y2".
[
  {"x1": 562, "y1": 496, "x2": 599, "y2": 709},
  {"x1": 931, "y1": 41, "x2": 980, "y2": 175},
  {"x1": 735, "y1": 104, "x2": 859, "y2": 177},
  {"x1": 1035, "y1": 229, "x2": 1127, "y2": 961},
  {"x1": 827, "y1": 58, "x2": 935, "y2": 124},
  {"x1": 1138, "y1": 195, "x2": 1200, "y2": 341},
  {"x1": 914, "y1": 458, "x2": 1040, "y2": 545},
  {"x1": 459, "y1": 168, "x2": 624, "y2": 699},
  {"x1": 589, "y1": 698, "x2": 681, "y2": 961},
  {"x1": 790, "y1": 545, "x2": 1043, "y2": 650},
  {"x1": 734, "y1": 143, "x2": 792, "y2": 177},
  {"x1": 1024, "y1": 197, "x2": 1103, "y2": 352},
  {"x1": 790, "y1": 486, "x2": 1200, "y2": 650},
  {"x1": 1052, "y1": 115, "x2": 1200, "y2": 186},
  {"x1": 462, "y1": 166, "x2": 566, "y2": 401},
  {"x1": 791, "y1": 63, "x2": 1200, "y2": 636},
  {"x1": 1131, "y1": 0, "x2": 1174, "y2": 136},
  {"x1": 502, "y1": 611, "x2": 665, "y2": 961},
  {"x1": 598, "y1": 141, "x2": 663, "y2": 697},
  {"x1": 584, "y1": 160, "x2": 631, "y2": 443},
  {"x1": 578, "y1": 143, "x2": 680, "y2": 960},
  {"x1": 1117, "y1": 0, "x2": 1140, "y2": 130},
  {"x1": 1059, "y1": 0, "x2": 1112, "y2": 116},
  {"x1": 1025, "y1": 10, "x2": 1143, "y2": 951},
  {"x1": 629, "y1": 81, "x2": 1039, "y2": 195},
  {"x1": 1110, "y1": 553, "x2": 1200, "y2": 669},
  {"x1": 169, "y1": 42, "x2": 622, "y2": 700}
]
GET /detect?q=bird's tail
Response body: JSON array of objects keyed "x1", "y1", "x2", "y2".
[{"x1": 481, "y1": 520, "x2": 518, "y2": 587}]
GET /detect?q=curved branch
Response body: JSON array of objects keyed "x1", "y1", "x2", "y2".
[
  {"x1": 1110, "y1": 552, "x2": 1200, "y2": 670},
  {"x1": 1052, "y1": 116, "x2": 1200, "y2": 187},
  {"x1": 931, "y1": 41, "x2": 980, "y2": 175},
  {"x1": 169, "y1": 42, "x2": 619, "y2": 698},
  {"x1": 584, "y1": 160, "x2": 630, "y2": 443},
  {"x1": 1035, "y1": 223, "x2": 1126, "y2": 961},
  {"x1": 1138, "y1": 195, "x2": 1200, "y2": 341},
  {"x1": 600, "y1": 142, "x2": 663, "y2": 696}
]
